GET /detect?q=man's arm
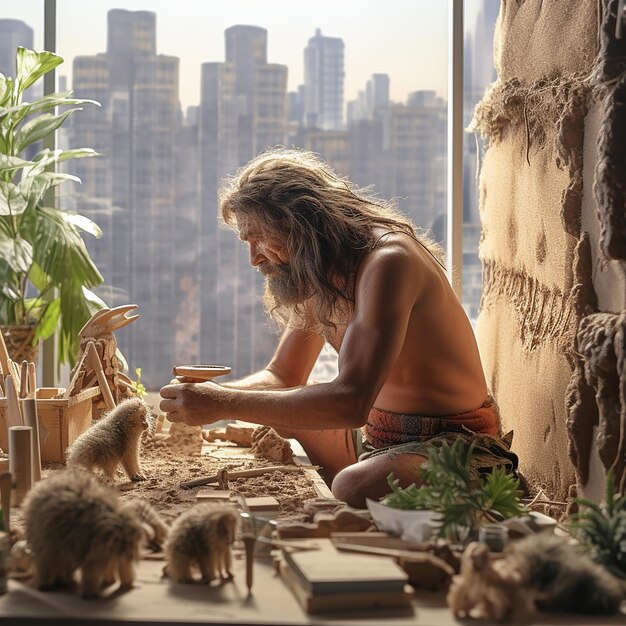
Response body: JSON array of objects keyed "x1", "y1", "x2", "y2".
[
  {"x1": 160, "y1": 242, "x2": 422, "y2": 430},
  {"x1": 220, "y1": 326, "x2": 325, "y2": 390}
]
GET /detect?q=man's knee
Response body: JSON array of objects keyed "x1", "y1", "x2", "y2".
[{"x1": 331, "y1": 465, "x2": 363, "y2": 508}]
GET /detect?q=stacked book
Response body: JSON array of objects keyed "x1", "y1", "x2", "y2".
[{"x1": 278, "y1": 540, "x2": 413, "y2": 614}]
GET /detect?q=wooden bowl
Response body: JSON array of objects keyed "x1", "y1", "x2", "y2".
[{"x1": 171, "y1": 365, "x2": 232, "y2": 380}]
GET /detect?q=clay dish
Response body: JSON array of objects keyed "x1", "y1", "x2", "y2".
[{"x1": 172, "y1": 365, "x2": 232, "y2": 380}]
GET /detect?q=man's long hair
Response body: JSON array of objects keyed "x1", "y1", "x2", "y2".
[{"x1": 219, "y1": 147, "x2": 444, "y2": 333}]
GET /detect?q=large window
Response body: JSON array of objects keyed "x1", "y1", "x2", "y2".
[{"x1": 3, "y1": 1, "x2": 464, "y2": 389}]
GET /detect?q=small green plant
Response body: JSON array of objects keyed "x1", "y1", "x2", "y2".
[
  {"x1": 130, "y1": 367, "x2": 147, "y2": 398},
  {"x1": 569, "y1": 470, "x2": 626, "y2": 580},
  {"x1": 381, "y1": 437, "x2": 525, "y2": 540}
]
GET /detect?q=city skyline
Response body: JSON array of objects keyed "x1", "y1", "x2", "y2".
[
  {"x1": 0, "y1": 2, "x2": 499, "y2": 387},
  {"x1": 3, "y1": 1, "x2": 455, "y2": 109}
]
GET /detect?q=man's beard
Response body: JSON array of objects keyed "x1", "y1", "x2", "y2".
[{"x1": 262, "y1": 263, "x2": 309, "y2": 306}]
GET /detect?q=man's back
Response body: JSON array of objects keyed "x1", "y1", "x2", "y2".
[{"x1": 325, "y1": 228, "x2": 489, "y2": 416}]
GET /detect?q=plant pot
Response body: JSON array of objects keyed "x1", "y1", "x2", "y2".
[{"x1": 0, "y1": 325, "x2": 38, "y2": 364}]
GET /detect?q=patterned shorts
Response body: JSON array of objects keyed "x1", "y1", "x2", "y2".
[{"x1": 352, "y1": 396, "x2": 520, "y2": 481}]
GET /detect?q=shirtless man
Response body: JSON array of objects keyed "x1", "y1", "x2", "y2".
[{"x1": 160, "y1": 148, "x2": 512, "y2": 508}]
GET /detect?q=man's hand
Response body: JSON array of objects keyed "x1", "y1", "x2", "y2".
[{"x1": 159, "y1": 381, "x2": 230, "y2": 426}]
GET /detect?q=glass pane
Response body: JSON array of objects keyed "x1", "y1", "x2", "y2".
[
  {"x1": 462, "y1": 0, "x2": 499, "y2": 324},
  {"x1": 55, "y1": 1, "x2": 448, "y2": 389}
]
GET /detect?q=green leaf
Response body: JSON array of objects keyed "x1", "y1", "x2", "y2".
[
  {"x1": 0, "y1": 73, "x2": 9, "y2": 107},
  {"x1": 65, "y1": 212, "x2": 102, "y2": 238},
  {"x1": 33, "y1": 206, "x2": 103, "y2": 289},
  {"x1": 8, "y1": 94, "x2": 100, "y2": 128},
  {"x1": 22, "y1": 148, "x2": 95, "y2": 179},
  {"x1": 15, "y1": 108, "x2": 80, "y2": 154},
  {"x1": 0, "y1": 181, "x2": 28, "y2": 215},
  {"x1": 15, "y1": 48, "x2": 63, "y2": 95},
  {"x1": 81, "y1": 287, "x2": 107, "y2": 309},
  {"x1": 0, "y1": 155, "x2": 33, "y2": 176},
  {"x1": 27, "y1": 262, "x2": 48, "y2": 292},
  {"x1": 34, "y1": 297, "x2": 60, "y2": 341},
  {"x1": 0, "y1": 234, "x2": 33, "y2": 275}
]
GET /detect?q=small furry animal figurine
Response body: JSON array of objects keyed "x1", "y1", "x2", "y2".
[
  {"x1": 66, "y1": 397, "x2": 152, "y2": 481},
  {"x1": 447, "y1": 541, "x2": 531, "y2": 621},
  {"x1": 164, "y1": 505, "x2": 239, "y2": 584},
  {"x1": 504, "y1": 532, "x2": 624, "y2": 615},
  {"x1": 22, "y1": 470, "x2": 145, "y2": 598},
  {"x1": 447, "y1": 533, "x2": 624, "y2": 622},
  {"x1": 122, "y1": 499, "x2": 169, "y2": 551}
]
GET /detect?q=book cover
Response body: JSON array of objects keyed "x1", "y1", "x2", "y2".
[
  {"x1": 279, "y1": 561, "x2": 414, "y2": 615},
  {"x1": 282, "y1": 545, "x2": 408, "y2": 595}
]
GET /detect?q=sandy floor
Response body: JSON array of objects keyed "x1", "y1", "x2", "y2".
[{"x1": 20, "y1": 421, "x2": 322, "y2": 536}]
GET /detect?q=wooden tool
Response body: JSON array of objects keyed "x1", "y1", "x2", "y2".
[
  {"x1": 27, "y1": 362, "x2": 36, "y2": 399},
  {"x1": 9, "y1": 426, "x2": 32, "y2": 507},
  {"x1": 19, "y1": 361, "x2": 28, "y2": 398},
  {"x1": 22, "y1": 398, "x2": 42, "y2": 482},
  {"x1": 172, "y1": 365, "x2": 231, "y2": 380},
  {"x1": 180, "y1": 464, "x2": 306, "y2": 489}
]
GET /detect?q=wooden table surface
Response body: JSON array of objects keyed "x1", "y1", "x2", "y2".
[{"x1": 1, "y1": 555, "x2": 624, "y2": 626}]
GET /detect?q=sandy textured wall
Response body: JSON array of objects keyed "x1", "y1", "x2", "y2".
[{"x1": 472, "y1": 0, "x2": 626, "y2": 501}]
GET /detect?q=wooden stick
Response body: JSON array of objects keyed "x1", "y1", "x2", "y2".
[
  {"x1": 243, "y1": 535, "x2": 256, "y2": 596},
  {"x1": 86, "y1": 341, "x2": 115, "y2": 411},
  {"x1": 0, "y1": 473, "x2": 11, "y2": 532},
  {"x1": 19, "y1": 360, "x2": 28, "y2": 399},
  {"x1": 65, "y1": 348, "x2": 88, "y2": 398},
  {"x1": 0, "y1": 373, "x2": 5, "y2": 397},
  {"x1": 27, "y1": 362, "x2": 36, "y2": 399},
  {"x1": 9, "y1": 426, "x2": 32, "y2": 507},
  {"x1": 4, "y1": 375, "x2": 23, "y2": 428},
  {"x1": 22, "y1": 398, "x2": 41, "y2": 482},
  {"x1": 0, "y1": 332, "x2": 10, "y2": 378},
  {"x1": 180, "y1": 464, "x2": 308, "y2": 489},
  {"x1": 10, "y1": 360, "x2": 21, "y2": 392}
]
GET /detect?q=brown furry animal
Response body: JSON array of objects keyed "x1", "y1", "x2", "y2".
[
  {"x1": 66, "y1": 397, "x2": 152, "y2": 481},
  {"x1": 22, "y1": 470, "x2": 145, "y2": 598},
  {"x1": 165, "y1": 505, "x2": 238, "y2": 584},
  {"x1": 447, "y1": 533, "x2": 624, "y2": 622},
  {"x1": 122, "y1": 499, "x2": 169, "y2": 551},
  {"x1": 505, "y1": 532, "x2": 624, "y2": 615}
]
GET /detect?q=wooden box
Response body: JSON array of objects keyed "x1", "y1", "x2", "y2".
[{"x1": 0, "y1": 387, "x2": 100, "y2": 463}]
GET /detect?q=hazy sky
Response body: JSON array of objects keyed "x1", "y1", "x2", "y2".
[{"x1": 3, "y1": 2, "x2": 485, "y2": 110}]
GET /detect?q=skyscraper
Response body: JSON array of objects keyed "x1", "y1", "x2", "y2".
[
  {"x1": 303, "y1": 28, "x2": 345, "y2": 130},
  {"x1": 0, "y1": 19, "x2": 33, "y2": 78},
  {"x1": 68, "y1": 9, "x2": 191, "y2": 389},
  {"x1": 199, "y1": 26, "x2": 288, "y2": 378}
]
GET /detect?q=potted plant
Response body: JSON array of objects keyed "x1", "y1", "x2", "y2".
[
  {"x1": 374, "y1": 437, "x2": 526, "y2": 543},
  {"x1": 0, "y1": 47, "x2": 105, "y2": 367}
]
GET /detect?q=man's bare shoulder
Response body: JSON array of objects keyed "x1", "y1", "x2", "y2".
[{"x1": 364, "y1": 230, "x2": 444, "y2": 278}]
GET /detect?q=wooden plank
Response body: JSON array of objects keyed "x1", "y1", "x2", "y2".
[
  {"x1": 0, "y1": 334, "x2": 10, "y2": 380},
  {"x1": 196, "y1": 489, "x2": 232, "y2": 502},
  {"x1": 244, "y1": 496, "x2": 280, "y2": 512},
  {"x1": 86, "y1": 341, "x2": 115, "y2": 410}
]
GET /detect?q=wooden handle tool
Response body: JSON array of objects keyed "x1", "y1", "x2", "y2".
[{"x1": 180, "y1": 464, "x2": 306, "y2": 489}]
